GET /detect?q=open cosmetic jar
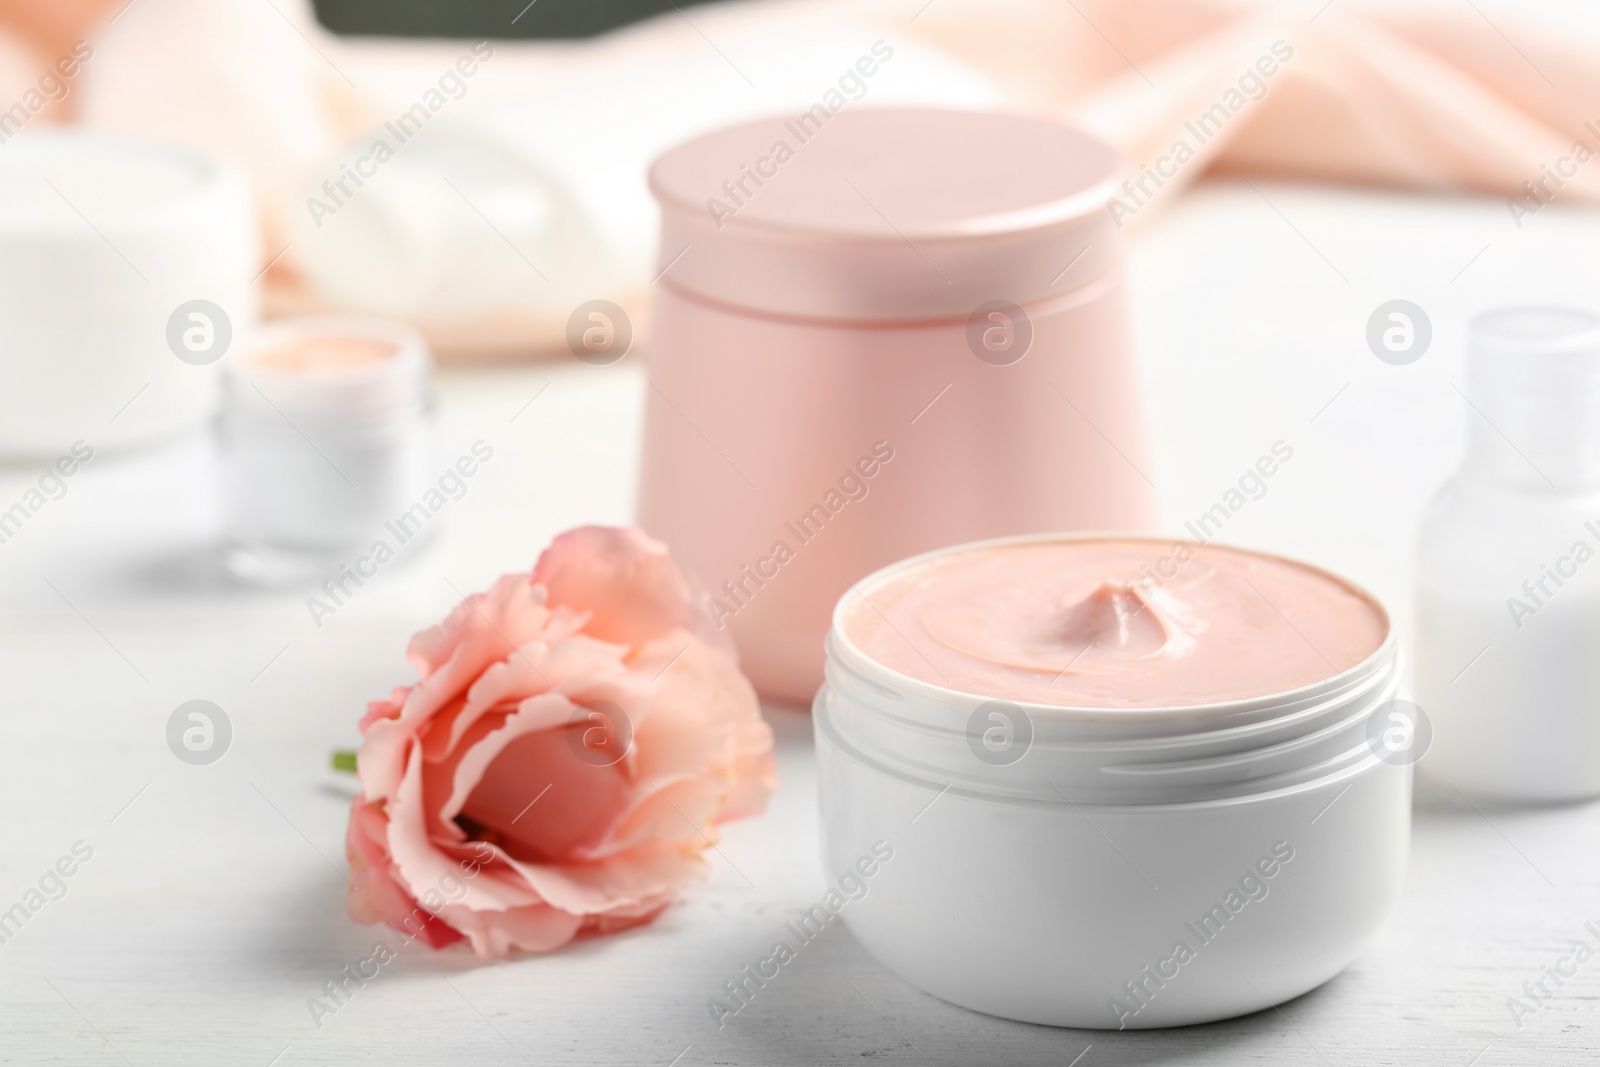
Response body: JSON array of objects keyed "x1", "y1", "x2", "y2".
[{"x1": 814, "y1": 535, "x2": 1407, "y2": 1029}]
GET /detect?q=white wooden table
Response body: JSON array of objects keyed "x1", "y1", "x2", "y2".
[{"x1": 3, "y1": 182, "x2": 1599, "y2": 1065}]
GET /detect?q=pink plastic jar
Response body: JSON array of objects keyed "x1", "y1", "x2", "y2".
[{"x1": 639, "y1": 108, "x2": 1157, "y2": 706}]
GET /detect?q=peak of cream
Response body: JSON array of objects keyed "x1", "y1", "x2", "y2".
[{"x1": 842, "y1": 539, "x2": 1387, "y2": 709}]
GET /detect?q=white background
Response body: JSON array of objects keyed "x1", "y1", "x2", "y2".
[{"x1": 1, "y1": 180, "x2": 1598, "y2": 1064}]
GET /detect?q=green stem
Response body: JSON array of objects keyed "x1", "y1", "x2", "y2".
[{"x1": 331, "y1": 750, "x2": 358, "y2": 773}]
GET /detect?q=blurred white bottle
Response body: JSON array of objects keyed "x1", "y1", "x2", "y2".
[{"x1": 1417, "y1": 307, "x2": 1600, "y2": 802}]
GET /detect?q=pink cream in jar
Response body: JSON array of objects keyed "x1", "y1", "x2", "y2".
[
  {"x1": 842, "y1": 537, "x2": 1387, "y2": 707},
  {"x1": 817, "y1": 535, "x2": 1409, "y2": 1028},
  {"x1": 639, "y1": 109, "x2": 1158, "y2": 706}
]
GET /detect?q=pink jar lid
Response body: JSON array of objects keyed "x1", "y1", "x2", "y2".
[{"x1": 649, "y1": 108, "x2": 1126, "y2": 322}]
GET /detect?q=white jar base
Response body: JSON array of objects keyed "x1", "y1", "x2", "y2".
[{"x1": 815, "y1": 702, "x2": 1410, "y2": 1030}]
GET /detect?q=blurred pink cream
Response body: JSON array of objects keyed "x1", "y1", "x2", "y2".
[{"x1": 244, "y1": 335, "x2": 397, "y2": 378}]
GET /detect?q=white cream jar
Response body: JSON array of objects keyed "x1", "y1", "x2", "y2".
[
  {"x1": 814, "y1": 535, "x2": 1409, "y2": 1029},
  {"x1": 0, "y1": 132, "x2": 255, "y2": 455},
  {"x1": 220, "y1": 316, "x2": 435, "y2": 584}
]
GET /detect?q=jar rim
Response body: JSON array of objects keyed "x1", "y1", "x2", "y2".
[
  {"x1": 813, "y1": 693, "x2": 1399, "y2": 813},
  {"x1": 0, "y1": 129, "x2": 244, "y2": 237}
]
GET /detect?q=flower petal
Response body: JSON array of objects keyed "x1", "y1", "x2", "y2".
[
  {"x1": 344, "y1": 798, "x2": 464, "y2": 949},
  {"x1": 440, "y1": 901, "x2": 584, "y2": 958},
  {"x1": 494, "y1": 839, "x2": 708, "y2": 917},
  {"x1": 533, "y1": 526, "x2": 702, "y2": 649},
  {"x1": 439, "y1": 630, "x2": 635, "y2": 759},
  {"x1": 387, "y1": 741, "x2": 541, "y2": 915},
  {"x1": 446, "y1": 694, "x2": 634, "y2": 861}
]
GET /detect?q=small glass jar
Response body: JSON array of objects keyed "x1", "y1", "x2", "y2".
[
  {"x1": 815, "y1": 534, "x2": 1408, "y2": 1029},
  {"x1": 220, "y1": 316, "x2": 435, "y2": 583}
]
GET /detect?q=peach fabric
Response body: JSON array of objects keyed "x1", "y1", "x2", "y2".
[
  {"x1": 0, "y1": 0, "x2": 1592, "y2": 353},
  {"x1": 0, "y1": 0, "x2": 114, "y2": 118}
]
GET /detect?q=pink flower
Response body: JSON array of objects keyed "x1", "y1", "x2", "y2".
[{"x1": 344, "y1": 526, "x2": 776, "y2": 957}]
